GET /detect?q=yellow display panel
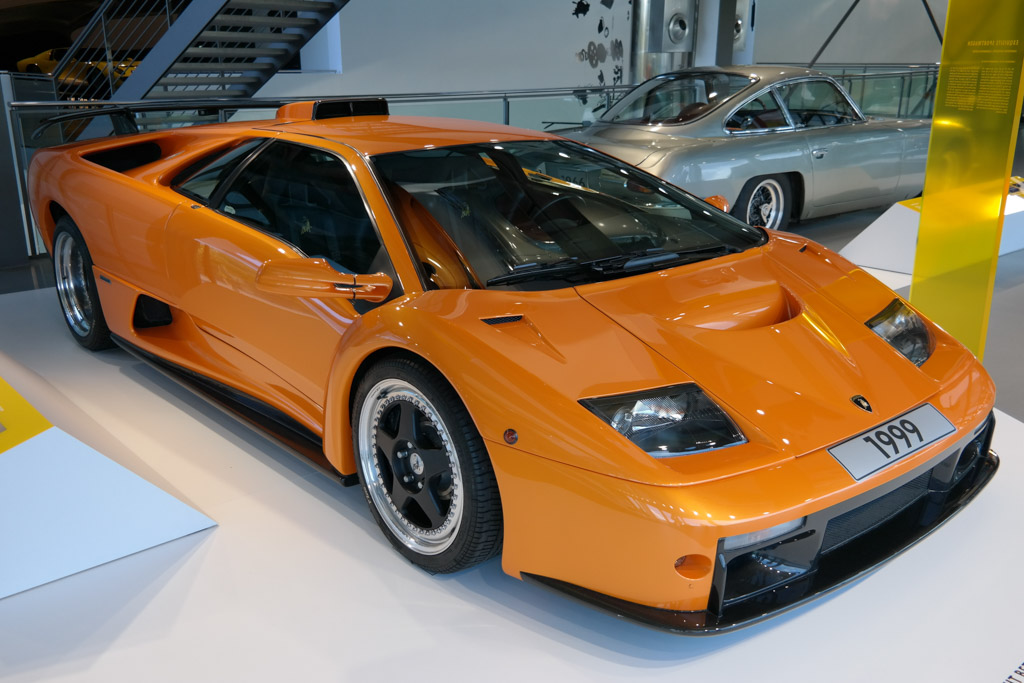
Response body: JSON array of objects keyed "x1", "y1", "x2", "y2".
[
  {"x1": 0, "y1": 376, "x2": 52, "y2": 453},
  {"x1": 910, "y1": 1, "x2": 1024, "y2": 359}
]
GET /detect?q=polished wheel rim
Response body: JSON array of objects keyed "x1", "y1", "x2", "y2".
[
  {"x1": 358, "y1": 379, "x2": 462, "y2": 555},
  {"x1": 54, "y1": 231, "x2": 94, "y2": 337},
  {"x1": 746, "y1": 178, "x2": 784, "y2": 229}
]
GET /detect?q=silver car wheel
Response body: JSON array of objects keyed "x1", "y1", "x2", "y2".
[
  {"x1": 745, "y1": 178, "x2": 784, "y2": 230},
  {"x1": 54, "y1": 230, "x2": 94, "y2": 337},
  {"x1": 357, "y1": 378, "x2": 463, "y2": 555}
]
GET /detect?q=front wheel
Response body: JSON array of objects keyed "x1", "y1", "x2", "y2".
[
  {"x1": 52, "y1": 217, "x2": 113, "y2": 350},
  {"x1": 352, "y1": 358, "x2": 502, "y2": 573},
  {"x1": 732, "y1": 174, "x2": 792, "y2": 230}
]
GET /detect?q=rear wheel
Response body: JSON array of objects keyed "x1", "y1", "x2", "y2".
[
  {"x1": 353, "y1": 358, "x2": 502, "y2": 573},
  {"x1": 52, "y1": 217, "x2": 113, "y2": 350},
  {"x1": 733, "y1": 174, "x2": 791, "y2": 230}
]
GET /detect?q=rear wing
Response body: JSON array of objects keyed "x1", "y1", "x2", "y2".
[{"x1": 32, "y1": 97, "x2": 392, "y2": 141}]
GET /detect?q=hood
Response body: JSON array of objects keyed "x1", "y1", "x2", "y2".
[{"x1": 573, "y1": 237, "x2": 938, "y2": 459}]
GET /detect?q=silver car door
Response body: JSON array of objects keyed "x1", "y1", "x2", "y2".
[{"x1": 777, "y1": 79, "x2": 904, "y2": 211}]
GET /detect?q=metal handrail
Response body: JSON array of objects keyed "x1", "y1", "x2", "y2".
[{"x1": 8, "y1": 83, "x2": 634, "y2": 117}]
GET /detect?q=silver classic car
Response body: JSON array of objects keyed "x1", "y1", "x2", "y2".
[{"x1": 566, "y1": 66, "x2": 930, "y2": 230}]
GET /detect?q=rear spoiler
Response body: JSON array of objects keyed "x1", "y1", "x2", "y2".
[
  {"x1": 32, "y1": 97, "x2": 392, "y2": 140},
  {"x1": 32, "y1": 106, "x2": 139, "y2": 140}
]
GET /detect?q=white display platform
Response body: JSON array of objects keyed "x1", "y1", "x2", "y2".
[
  {"x1": 0, "y1": 287, "x2": 1022, "y2": 683},
  {"x1": 0, "y1": 426, "x2": 216, "y2": 599},
  {"x1": 840, "y1": 193, "x2": 1024, "y2": 275}
]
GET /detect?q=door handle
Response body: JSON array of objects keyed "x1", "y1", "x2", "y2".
[{"x1": 812, "y1": 148, "x2": 828, "y2": 159}]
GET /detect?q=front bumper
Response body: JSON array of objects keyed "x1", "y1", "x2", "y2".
[{"x1": 521, "y1": 412, "x2": 997, "y2": 633}]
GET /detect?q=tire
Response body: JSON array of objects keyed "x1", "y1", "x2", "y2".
[
  {"x1": 52, "y1": 217, "x2": 114, "y2": 350},
  {"x1": 732, "y1": 174, "x2": 792, "y2": 231},
  {"x1": 352, "y1": 357, "x2": 502, "y2": 573}
]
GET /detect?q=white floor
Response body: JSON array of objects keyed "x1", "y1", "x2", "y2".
[{"x1": 1, "y1": 287, "x2": 1022, "y2": 683}]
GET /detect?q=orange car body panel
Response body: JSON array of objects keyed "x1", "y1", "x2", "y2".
[{"x1": 28, "y1": 108, "x2": 996, "y2": 619}]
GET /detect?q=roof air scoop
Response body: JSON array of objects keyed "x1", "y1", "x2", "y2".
[{"x1": 275, "y1": 98, "x2": 389, "y2": 123}]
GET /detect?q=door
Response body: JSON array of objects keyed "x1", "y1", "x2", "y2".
[
  {"x1": 777, "y1": 79, "x2": 904, "y2": 210},
  {"x1": 163, "y1": 139, "x2": 396, "y2": 419}
]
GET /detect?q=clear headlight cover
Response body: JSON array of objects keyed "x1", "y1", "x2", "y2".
[
  {"x1": 581, "y1": 384, "x2": 746, "y2": 458},
  {"x1": 866, "y1": 299, "x2": 934, "y2": 366}
]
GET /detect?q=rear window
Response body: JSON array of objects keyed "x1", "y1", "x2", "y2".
[{"x1": 603, "y1": 73, "x2": 756, "y2": 125}]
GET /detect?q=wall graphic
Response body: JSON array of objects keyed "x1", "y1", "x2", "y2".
[{"x1": 570, "y1": 0, "x2": 631, "y2": 89}]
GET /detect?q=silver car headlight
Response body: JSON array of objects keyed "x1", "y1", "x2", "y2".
[
  {"x1": 866, "y1": 299, "x2": 934, "y2": 366},
  {"x1": 581, "y1": 384, "x2": 746, "y2": 457}
]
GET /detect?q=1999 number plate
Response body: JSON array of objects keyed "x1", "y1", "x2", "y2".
[{"x1": 828, "y1": 404, "x2": 955, "y2": 480}]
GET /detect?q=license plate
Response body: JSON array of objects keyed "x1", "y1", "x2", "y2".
[{"x1": 828, "y1": 404, "x2": 955, "y2": 481}]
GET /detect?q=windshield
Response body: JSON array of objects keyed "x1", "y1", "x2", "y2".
[
  {"x1": 602, "y1": 72, "x2": 757, "y2": 125},
  {"x1": 373, "y1": 140, "x2": 766, "y2": 291}
]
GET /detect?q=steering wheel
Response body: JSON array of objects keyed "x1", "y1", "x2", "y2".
[{"x1": 529, "y1": 194, "x2": 577, "y2": 220}]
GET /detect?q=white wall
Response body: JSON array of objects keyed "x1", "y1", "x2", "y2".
[
  {"x1": 753, "y1": 0, "x2": 947, "y2": 65},
  {"x1": 260, "y1": 0, "x2": 633, "y2": 98}
]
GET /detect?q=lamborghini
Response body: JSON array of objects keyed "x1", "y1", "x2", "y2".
[{"x1": 28, "y1": 99, "x2": 997, "y2": 632}]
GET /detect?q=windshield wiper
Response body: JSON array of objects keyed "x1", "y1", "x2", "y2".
[
  {"x1": 485, "y1": 258, "x2": 592, "y2": 286},
  {"x1": 485, "y1": 245, "x2": 744, "y2": 287},
  {"x1": 583, "y1": 244, "x2": 743, "y2": 272}
]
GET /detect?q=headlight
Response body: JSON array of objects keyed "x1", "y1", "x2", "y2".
[
  {"x1": 866, "y1": 299, "x2": 934, "y2": 366},
  {"x1": 581, "y1": 384, "x2": 745, "y2": 457}
]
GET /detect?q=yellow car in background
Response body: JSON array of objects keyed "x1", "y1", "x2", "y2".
[{"x1": 17, "y1": 48, "x2": 138, "y2": 97}]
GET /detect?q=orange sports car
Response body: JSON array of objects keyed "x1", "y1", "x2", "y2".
[{"x1": 28, "y1": 99, "x2": 997, "y2": 632}]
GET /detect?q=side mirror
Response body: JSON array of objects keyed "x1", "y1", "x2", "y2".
[
  {"x1": 255, "y1": 258, "x2": 393, "y2": 303},
  {"x1": 704, "y1": 195, "x2": 731, "y2": 213}
]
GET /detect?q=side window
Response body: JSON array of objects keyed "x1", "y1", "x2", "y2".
[
  {"x1": 217, "y1": 142, "x2": 387, "y2": 275},
  {"x1": 726, "y1": 91, "x2": 790, "y2": 131},
  {"x1": 776, "y1": 80, "x2": 859, "y2": 128},
  {"x1": 173, "y1": 139, "x2": 264, "y2": 203}
]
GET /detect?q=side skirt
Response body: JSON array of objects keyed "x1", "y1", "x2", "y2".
[{"x1": 111, "y1": 333, "x2": 359, "y2": 487}]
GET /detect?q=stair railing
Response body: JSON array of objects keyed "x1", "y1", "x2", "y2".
[{"x1": 50, "y1": 0, "x2": 190, "y2": 102}]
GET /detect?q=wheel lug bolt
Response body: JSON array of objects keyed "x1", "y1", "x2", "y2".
[{"x1": 403, "y1": 474, "x2": 416, "y2": 483}]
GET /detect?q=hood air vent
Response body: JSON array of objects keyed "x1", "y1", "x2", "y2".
[{"x1": 482, "y1": 315, "x2": 524, "y2": 326}]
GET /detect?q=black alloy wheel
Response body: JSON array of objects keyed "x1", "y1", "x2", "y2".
[{"x1": 353, "y1": 357, "x2": 502, "y2": 573}]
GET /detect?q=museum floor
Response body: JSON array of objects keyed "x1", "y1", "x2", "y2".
[{"x1": 1, "y1": 211, "x2": 1022, "y2": 682}]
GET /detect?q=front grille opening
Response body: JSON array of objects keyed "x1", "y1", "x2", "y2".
[
  {"x1": 953, "y1": 415, "x2": 993, "y2": 482},
  {"x1": 820, "y1": 471, "x2": 930, "y2": 555},
  {"x1": 722, "y1": 549, "x2": 812, "y2": 605}
]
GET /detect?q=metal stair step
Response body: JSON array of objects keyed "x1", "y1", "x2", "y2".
[
  {"x1": 157, "y1": 75, "x2": 262, "y2": 86},
  {"x1": 199, "y1": 30, "x2": 304, "y2": 43},
  {"x1": 146, "y1": 88, "x2": 250, "y2": 99},
  {"x1": 166, "y1": 62, "x2": 278, "y2": 73},
  {"x1": 210, "y1": 14, "x2": 319, "y2": 29},
  {"x1": 225, "y1": 0, "x2": 336, "y2": 12},
  {"x1": 183, "y1": 46, "x2": 290, "y2": 58}
]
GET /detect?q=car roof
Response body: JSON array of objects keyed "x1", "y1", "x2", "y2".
[
  {"x1": 260, "y1": 113, "x2": 558, "y2": 156},
  {"x1": 654, "y1": 64, "x2": 829, "y2": 84}
]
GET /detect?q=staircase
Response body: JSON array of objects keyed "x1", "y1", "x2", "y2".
[{"x1": 50, "y1": 0, "x2": 346, "y2": 103}]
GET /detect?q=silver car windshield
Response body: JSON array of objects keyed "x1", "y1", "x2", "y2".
[
  {"x1": 373, "y1": 140, "x2": 766, "y2": 291},
  {"x1": 602, "y1": 72, "x2": 757, "y2": 125}
]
